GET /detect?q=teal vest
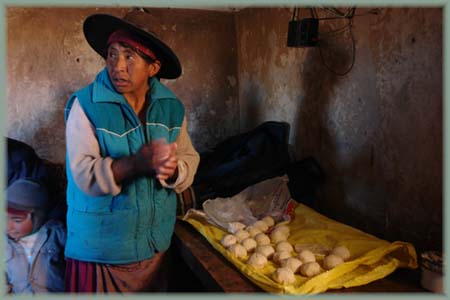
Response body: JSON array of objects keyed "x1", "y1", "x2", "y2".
[{"x1": 64, "y1": 68, "x2": 185, "y2": 264}]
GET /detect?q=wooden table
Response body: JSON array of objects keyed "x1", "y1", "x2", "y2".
[{"x1": 171, "y1": 220, "x2": 427, "y2": 293}]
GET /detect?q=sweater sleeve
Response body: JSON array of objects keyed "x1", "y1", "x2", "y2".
[
  {"x1": 159, "y1": 117, "x2": 200, "y2": 193},
  {"x1": 66, "y1": 98, "x2": 122, "y2": 196}
]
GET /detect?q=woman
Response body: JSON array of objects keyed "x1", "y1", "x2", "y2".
[{"x1": 64, "y1": 9, "x2": 199, "y2": 292}]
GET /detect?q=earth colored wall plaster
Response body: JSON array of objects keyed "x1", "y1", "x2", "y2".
[
  {"x1": 7, "y1": 6, "x2": 442, "y2": 253},
  {"x1": 236, "y1": 7, "x2": 442, "y2": 252},
  {"x1": 7, "y1": 7, "x2": 238, "y2": 163}
]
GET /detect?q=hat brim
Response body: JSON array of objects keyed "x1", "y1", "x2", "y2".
[
  {"x1": 83, "y1": 14, "x2": 181, "y2": 79},
  {"x1": 7, "y1": 203, "x2": 32, "y2": 214}
]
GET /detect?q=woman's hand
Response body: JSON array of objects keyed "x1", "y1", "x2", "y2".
[
  {"x1": 135, "y1": 139, "x2": 178, "y2": 180},
  {"x1": 112, "y1": 139, "x2": 178, "y2": 184}
]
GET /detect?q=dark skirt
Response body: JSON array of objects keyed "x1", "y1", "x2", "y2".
[{"x1": 64, "y1": 252, "x2": 167, "y2": 293}]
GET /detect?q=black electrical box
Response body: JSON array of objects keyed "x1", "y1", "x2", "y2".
[{"x1": 287, "y1": 18, "x2": 319, "y2": 47}]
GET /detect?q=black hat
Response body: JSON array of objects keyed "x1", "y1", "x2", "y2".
[{"x1": 83, "y1": 10, "x2": 181, "y2": 79}]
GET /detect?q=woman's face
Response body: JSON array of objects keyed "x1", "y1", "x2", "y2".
[
  {"x1": 106, "y1": 42, "x2": 160, "y2": 99},
  {"x1": 7, "y1": 211, "x2": 33, "y2": 240}
]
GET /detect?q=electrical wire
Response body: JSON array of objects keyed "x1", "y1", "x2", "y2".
[
  {"x1": 316, "y1": 7, "x2": 355, "y2": 18},
  {"x1": 291, "y1": 7, "x2": 298, "y2": 21},
  {"x1": 306, "y1": 7, "x2": 358, "y2": 76},
  {"x1": 320, "y1": 23, "x2": 352, "y2": 37},
  {"x1": 352, "y1": 9, "x2": 381, "y2": 17},
  {"x1": 323, "y1": 7, "x2": 354, "y2": 17},
  {"x1": 313, "y1": 7, "x2": 378, "y2": 20},
  {"x1": 318, "y1": 18, "x2": 356, "y2": 76},
  {"x1": 287, "y1": 6, "x2": 378, "y2": 75},
  {"x1": 310, "y1": 7, "x2": 318, "y2": 19}
]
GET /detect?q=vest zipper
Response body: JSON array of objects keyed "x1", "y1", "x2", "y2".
[
  {"x1": 122, "y1": 94, "x2": 159, "y2": 251},
  {"x1": 146, "y1": 96, "x2": 156, "y2": 244},
  {"x1": 120, "y1": 102, "x2": 148, "y2": 249}
]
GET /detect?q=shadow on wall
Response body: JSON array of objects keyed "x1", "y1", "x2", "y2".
[
  {"x1": 242, "y1": 80, "x2": 264, "y2": 130},
  {"x1": 28, "y1": 89, "x2": 74, "y2": 164},
  {"x1": 295, "y1": 38, "x2": 339, "y2": 200},
  {"x1": 295, "y1": 29, "x2": 392, "y2": 242},
  {"x1": 291, "y1": 13, "x2": 442, "y2": 253}
]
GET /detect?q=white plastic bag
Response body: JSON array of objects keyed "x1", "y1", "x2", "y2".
[{"x1": 202, "y1": 176, "x2": 291, "y2": 230}]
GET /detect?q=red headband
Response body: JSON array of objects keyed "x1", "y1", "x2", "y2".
[
  {"x1": 107, "y1": 29, "x2": 157, "y2": 61},
  {"x1": 7, "y1": 206, "x2": 31, "y2": 216}
]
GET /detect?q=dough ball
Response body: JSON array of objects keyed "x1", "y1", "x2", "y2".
[
  {"x1": 281, "y1": 257, "x2": 303, "y2": 273},
  {"x1": 253, "y1": 220, "x2": 269, "y2": 232},
  {"x1": 294, "y1": 243, "x2": 304, "y2": 253},
  {"x1": 275, "y1": 241, "x2": 294, "y2": 253},
  {"x1": 247, "y1": 252, "x2": 268, "y2": 269},
  {"x1": 246, "y1": 226, "x2": 262, "y2": 238},
  {"x1": 235, "y1": 229, "x2": 250, "y2": 242},
  {"x1": 270, "y1": 230, "x2": 288, "y2": 244},
  {"x1": 273, "y1": 267, "x2": 296, "y2": 285},
  {"x1": 298, "y1": 249, "x2": 316, "y2": 263},
  {"x1": 273, "y1": 224, "x2": 290, "y2": 235},
  {"x1": 294, "y1": 243, "x2": 329, "y2": 257},
  {"x1": 323, "y1": 254, "x2": 344, "y2": 270},
  {"x1": 273, "y1": 250, "x2": 292, "y2": 265},
  {"x1": 299, "y1": 262, "x2": 321, "y2": 277},
  {"x1": 227, "y1": 222, "x2": 246, "y2": 234},
  {"x1": 241, "y1": 238, "x2": 257, "y2": 252},
  {"x1": 254, "y1": 233, "x2": 271, "y2": 246},
  {"x1": 221, "y1": 234, "x2": 237, "y2": 247},
  {"x1": 228, "y1": 243, "x2": 247, "y2": 259},
  {"x1": 255, "y1": 245, "x2": 275, "y2": 258},
  {"x1": 261, "y1": 216, "x2": 275, "y2": 227},
  {"x1": 331, "y1": 245, "x2": 351, "y2": 261}
]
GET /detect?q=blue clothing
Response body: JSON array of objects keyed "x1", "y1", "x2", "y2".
[
  {"x1": 64, "y1": 68, "x2": 185, "y2": 264},
  {"x1": 6, "y1": 220, "x2": 66, "y2": 293}
]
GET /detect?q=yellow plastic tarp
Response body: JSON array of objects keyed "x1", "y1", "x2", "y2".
[{"x1": 183, "y1": 202, "x2": 417, "y2": 294}]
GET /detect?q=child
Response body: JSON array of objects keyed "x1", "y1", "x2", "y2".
[{"x1": 6, "y1": 178, "x2": 66, "y2": 293}]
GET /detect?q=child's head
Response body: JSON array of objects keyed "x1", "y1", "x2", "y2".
[{"x1": 6, "y1": 178, "x2": 49, "y2": 240}]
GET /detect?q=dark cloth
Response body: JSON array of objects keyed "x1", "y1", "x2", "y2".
[
  {"x1": 192, "y1": 121, "x2": 292, "y2": 204},
  {"x1": 286, "y1": 156, "x2": 325, "y2": 206},
  {"x1": 6, "y1": 137, "x2": 49, "y2": 186},
  {"x1": 64, "y1": 252, "x2": 168, "y2": 293}
]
